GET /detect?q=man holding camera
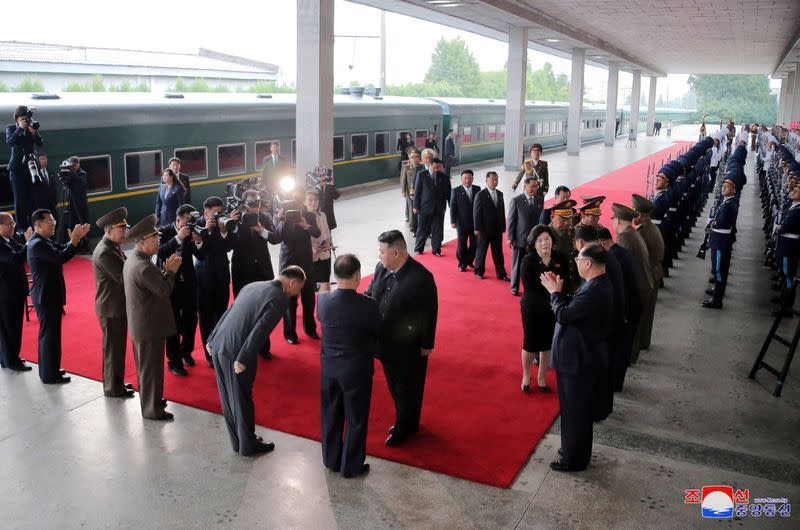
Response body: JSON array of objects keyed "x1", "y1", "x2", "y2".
[
  {"x1": 194, "y1": 196, "x2": 237, "y2": 367},
  {"x1": 6, "y1": 105, "x2": 43, "y2": 233},
  {"x1": 158, "y1": 204, "x2": 205, "y2": 376},
  {"x1": 60, "y1": 156, "x2": 90, "y2": 227}
]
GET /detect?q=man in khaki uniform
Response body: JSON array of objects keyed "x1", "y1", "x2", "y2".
[
  {"x1": 512, "y1": 143, "x2": 549, "y2": 195},
  {"x1": 92, "y1": 207, "x2": 133, "y2": 398},
  {"x1": 400, "y1": 148, "x2": 423, "y2": 233},
  {"x1": 123, "y1": 215, "x2": 181, "y2": 421},
  {"x1": 631, "y1": 194, "x2": 665, "y2": 350},
  {"x1": 611, "y1": 204, "x2": 654, "y2": 364}
]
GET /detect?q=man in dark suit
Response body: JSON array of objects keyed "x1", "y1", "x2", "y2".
[
  {"x1": 261, "y1": 142, "x2": 289, "y2": 198},
  {"x1": 31, "y1": 153, "x2": 58, "y2": 213},
  {"x1": 195, "y1": 196, "x2": 237, "y2": 367},
  {"x1": 508, "y1": 176, "x2": 544, "y2": 295},
  {"x1": 207, "y1": 266, "x2": 305, "y2": 456},
  {"x1": 6, "y1": 105, "x2": 42, "y2": 233},
  {"x1": 541, "y1": 243, "x2": 612, "y2": 472},
  {"x1": 473, "y1": 171, "x2": 509, "y2": 281},
  {"x1": 158, "y1": 204, "x2": 205, "y2": 375},
  {"x1": 449, "y1": 169, "x2": 481, "y2": 271},
  {"x1": 168, "y1": 157, "x2": 192, "y2": 207},
  {"x1": 27, "y1": 209, "x2": 90, "y2": 384},
  {"x1": 0, "y1": 213, "x2": 32, "y2": 371},
  {"x1": 443, "y1": 129, "x2": 457, "y2": 177},
  {"x1": 317, "y1": 254, "x2": 379, "y2": 477},
  {"x1": 413, "y1": 158, "x2": 450, "y2": 256},
  {"x1": 366, "y1": 230, "x2": 437, "y2": 446}
]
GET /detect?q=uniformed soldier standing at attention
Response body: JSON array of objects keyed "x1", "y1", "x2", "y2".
[
  {"x1": 702, "y1": 179, "x2": 739, "y2": 309},
  {"x1": 0, "y1": 213, "x2": 32, "y2": 372},
  {"x1": 512, "y1": 143, "x2": 549, "y2": 195},
  {"x1": 317, "y1": 254, "x2": 380, "y2": 477},
  {"x1": 401, "y1": 148, "x2": 423, "y2": 234},
  {"x1": 631, "y1": 194, "x2": 665, "y2": 350},
  {"x1": 123, "y1": 215, "x2": 182, "y2": 420},
  {"x1": 92, "y1": 207, "x2": 134, "y2": 398}
]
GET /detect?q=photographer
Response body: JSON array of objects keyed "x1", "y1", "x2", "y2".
[
  {"x1": 5, "y1": 105, "x2": 43, "y2": 232},
  {"x1": 60, "y1": 156, "x2": 89, "y2": 224},
  {"x1": 276, "y1": 188, "x2": 320, "y2": 344},
  {"x1": 158, "y1": 204, "x2": 205, "y2": 376},
  {"x1": 195, "y1": 196, "x2": 238, "y2": 367}
]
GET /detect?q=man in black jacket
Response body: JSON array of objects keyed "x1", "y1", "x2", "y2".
[
  {"x1": 5, "y1": 105, "x2": 42, "y2": 232},
  {"x1": 449, "y1": 169, "x2": 481, "y2": 271},
  {"x1": 473, "y1": 171, "x2": 509, "y2": 281},
  {"x1": 541, "y1": 243, "x2": 612, "y2": 472},
  {"x1": 413, "y1": 158, "x2": 450, "y2": 255},
  {"x1": 366, "y1": 230, "x2": 438, "y2": 446},
  {"x1": 27, "y1": 209, "x2": 90, "y2": 384},
  {"x1": 158, "y1": 204, "x2": 205, "y2": 375},
  {"x1": 168, "y1": 157, "x2": 192, "y2": 207},
  {"x1": 507, "y1": 176, "x2": 544, "y2": 295},
  {"x1": 443, "y1": 129, "x2": 457, "y2": 177},
  {"x1": 0, "y1": 213, "x2": 32, "y2": 371}
]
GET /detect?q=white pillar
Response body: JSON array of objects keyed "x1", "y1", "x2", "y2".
[
  {"x1": 296, "y1": 0, "x2": 334, "y2": 180},
  {"x1": 785, "y1": 70, "x2": 797, "y2": 126},
  {"x1": 503, "y1": 27, "x2": 528, "y2": 171},
  {"x1": 778, "y1": 78, "x2": 787, "y2": 125},
  {"x1": 604, "y1": 62, "x2": 618, "y2": 146},
  {"x1": 629, "y1": 69, "x2": 641, "y2": 139},
  {"x1": 792, "y1": 66, "x2": 800, "y2": 124},
  {"x1": 646, "y1": 75, "x2": 657, "y2": 136},
  {"x1": 379, "y1": 11, "x2": 386, "y2": 94},
  {"x1": 567, "y1": 48, "x2": 585, "y2": 156}
]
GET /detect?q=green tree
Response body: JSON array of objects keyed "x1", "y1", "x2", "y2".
[
  {"x1": 14, "y1": 76, "x2": 45, "y2": 92},
  {"x1": 688, "y1": 74, "x2": 776, "y2": 123},
  {"x1": 240, "y1": 81, "x2": 295, "y2": 94},
  {"x1": 63, "y1": 81, "x2": 90, "y2": 92},
  {"x1": 424, "y1": 37, "x2": 480, "y2": 89},
  {"x1": 90, "y1": 74, "x2": 106, "y2": 92},
  {"x1": 0, "y1": 82, "x2": 8, "y2": 92},
  {"x1": 189, "y1": 78, "x2": 210, "y2": 92}
]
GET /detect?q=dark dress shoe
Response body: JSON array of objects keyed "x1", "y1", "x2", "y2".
[
  {"x1": 161, "y1": 399, "x2": 168, "y2": 408},
  {"x1": 538, "y1": 385, "x2": 551, "y2": 393},
  {"x1": 125, "y1": 383, "x2": 134, "y2": 390},
  {"x1": 169, "y1": 366, "x2": 188, "y2": 377},
  {"x1": 285, "y1": 335, "x2": 299, "y2": 345},
  {"x1": 433, "y1": 250, "x2": 442, "y2": 257},
  {"x1": 182, "y1": 355, "x2": 196, "y2": 367},
  {"x1": 705, "y1": 288, "x2": 714, "y2": 296},
  {"x1": 385, "y1": 432, "x2": 408, "y2": 447},
  {"x1": 701, "y1": 298, "x2": 722, "y2": 309},
  {"x1": 511, "y1": 289, "x2": 519, "y2": 296},
  {"x1": 549, "y1": 459, "x2": 586, "y2": 472},
  {"x1": 152, "y1": 412, "x2": 174, "y2": 421},
  {"x1": 45, "y1": 375, "x2": 71, "y2": 385},
  {"x1": 105, "y1": 388, "x2": 135, "y2": 398},
  {"x1": 707, "y1": 277, "x2": 716, "y2": 284},
  {"x1": 343, "y1": 463, "x2": 370, "y2": 478},
  {"x1": 247, "y1": 441, "x2": 275, "y2": 455},
  {"x1": 8, "y1": 362, "x2": 32, "y2": 372},
  {"x1": 59, "y1": 369, "x2": 67, "y2": 376},
  {"x1": 306, "y1": 330, "x2": 320, "y2": 340},
  {"x1": 458, "y1": 265, "x2": 466, "y2": 272},
  {"x1": 499, "y1": 276, "x2": 511, "y2": 282},
  {"x1": 475, "y1": 273, "x2": 484, "y2": 280}
]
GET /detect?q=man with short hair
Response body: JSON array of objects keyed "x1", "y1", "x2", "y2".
[
  {"x1": 443, "y1": 129, "x2": 457, "y2": 177},
  {"x1": 317, "y1": 254, "x2": 379, "y2": 477},
  {"x1": 539, "y1": 185, "x2": 571, "y2": 225},
  {"x1": 401, "y1": 149, "x2": 423, "y2": 233},
  {"x1": 32, "y1": 153, "x2": 57, "y2": 213},
  {"x1": 92, "y1": 207, "x2": 134, "y2": 398},
  {"x1": 473, "y1": 171, "x2": 509, "y2": 281},
  {"x1": 512, "y1": 143, "x2": 549, "y2": 195},
  {"x1": 168, "y1": 157, "x2": 192, "y2": 206},
  {"x1": 62, "y1": 156, "x2": 89, "y2": 227},
  {"x1": 577, "y1": 197, "x2": 604, "y2": 227},
  {"x1": 449, "y1": 169, "x2": 481, "y2": 271},
  {"x1": 508, "y1": 176, "x2": 544, "y2": 295},
  {"x1": 124, "y1": 215, "x2": 181, "y2": 420},
  {"x1": 261, "y1": 142, "x2": 288, "y2": 197},
  {"x1": 413, "y1": 157, "x2": 450, "y2": 256},
  {"x1": 0, "y1": 213, "x2": 32, "y2": 371},
  {"x1": 208, "y1": 266, "x2": 305, "y2": 456},
  {"x1": 6, "y1": 105, "x2": 42, "y2": 232},
  {"x1": 27, "y1": 209, "x2": 90, "y2": 384},
  {"x1": 541, "y1": 243, "x2": 612, "y2": 472},
  {"x1": 366, "y1": 231, "x2": 437, "y2": 446}
]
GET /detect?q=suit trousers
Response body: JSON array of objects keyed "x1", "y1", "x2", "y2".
[
  {"x1": 213, "y1": 350, "x2": 260, "y2": 455},
  {"x1": 33, "y1": 303, "x2": 63, "y2": 383},
  {"x1": 474, "y1": 233, "x2": 507, "y2": 278},
  {"x1": 414, "y1": 210, "x2": 445, "y2": 253},
  {"x1": 639, "y1": 287, "x2": 658, "y2": 349},
  {"x1": 381, "y1": 351, "x2": 428, "y2": 435},
  {"x1": 99, "y1": 316, "x2": 128, "y2": 396},
  {"x1": 198, "y1": 287, "x2": 230, "y2": 361},
  {"x1": 166, "y1": 282, "x2": 197, "y2": 366},
  {"x1": 405, "y1": 197, "x2": 417, "y2": 232},
  {"x1": 0, "y1": 295, "x2": 25, "y2": 367},
  {"x1": 321, "y1": 358, "x2": 373, "y2": 477},
  {"x1": 556, "y1": 370, "x2": 594, "y2": 468},
  {"x1": 510, "y1": 245, "x2": 527, "y2": 291},
  {"x1": 132, "y1": 339, "x2": 166, "y2": 419},
  {"x1": 455, "y1": 226, "x2": 477, "y2": 268},
  {"x1": 284, "y1": 279, "x2": 316, "y2": 337}
]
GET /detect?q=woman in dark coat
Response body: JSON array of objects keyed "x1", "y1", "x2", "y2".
[
  {"x1": 519, "y1": 224, "x2": 572, "y2": 392},
  {"x1": 155, "y1": 168, "x2": 185, "y2": 227}
]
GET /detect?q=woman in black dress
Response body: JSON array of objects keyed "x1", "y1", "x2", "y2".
[{"x1": 519, "y1": 224, "x2": 572, "y2": 392}]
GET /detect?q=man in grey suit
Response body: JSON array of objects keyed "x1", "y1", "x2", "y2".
[
  {"x1": 508, "y1": 176, "x2": 544, "y2": 295},
  {"x1": 207, "y1": 266, "x2": 305, "y2": 456}
]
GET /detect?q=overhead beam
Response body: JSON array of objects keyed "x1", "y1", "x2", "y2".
[{"x1": 773, "y1": 29, "x2": 800, "y2": 77}]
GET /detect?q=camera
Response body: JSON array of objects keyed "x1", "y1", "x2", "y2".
[
  {"x1": 58, "y1": 158, "x2": 75, "y2": 185},
  {"x1": 21, "y1": 108, "x2": 40, "y2": 131},
  {"x1": 186, "y1": 211, "x2": 206, "y2": 237},
  {"x1": 305, "y1": 165, "x2": 332, "y2": 193},
  {"x1": 26, "y1": 153, "x2": 42, "y2": 184}
]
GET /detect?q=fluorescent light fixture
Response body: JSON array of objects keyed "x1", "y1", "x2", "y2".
[
  {"x1": 590, "y1": 55, "x2": 605, "y2": 59},
  {"x1": 544, "y1": 38, "x2": 561, "y2": 43},
  {"x1": 439, "y1": 2, "x2": 464, "y2": 6},
  {"x1": 426, "y1": 0, "x2": 455, "y2": 3}
]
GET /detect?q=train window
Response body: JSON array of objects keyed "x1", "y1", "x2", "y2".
[
  {"x1": 475, "y1": 126, "x2": 484, "y2": 142},
  {"x1": 218, "y1": 143, "x2": 246, "y2": 176},
  {"x1": 486, "y1": 125, "x2": 496, "y2": 140},
  {"x1": 462, "y1": 126, "x2": 472, "y2": 144},
  {"x1": 0, "y1": 164, "x2": 11, "y2": 208},
  {"x1": 291, "y1": 139, "x2": 297, "y2": 166},
  {"x1": 415, "y1": 130, "x2": 428, "y2": 148},
  {"x1": 124, "y1": 150, "x2": 163, "y2": 189},
  {"x1": 351, "y1": 133, "x2": 368, "y2": 159},
  {"x1": 450, "y1": 121, "x2": 459, "y2": 139},
  {"x1": 551, "y1": 121, "x2": 557, "y2": 133},
  {"x1": 498, "y1": 124, "x2": 506, "y2": 139},
  {"x1": 557, "y1": 121, "x2": 564, "y2": 133},
  {"x1": 80, "y1": 155, "x2": 112, "y2": 195},
  {"x1": 333, "y1": 136, "x2": 345, "y2": 161},
  {"x1": 174, "y1": 147, "x2": 207, "y2": 179},
  {"x1": 375, "y1": 132, "x2": 389, "y2": 155},
  {"x1": 535, "y1": 122, "x2": 543, "y2": 136},
  {"x1": 255, "y1": 140, "x2": 280, "y2": 170},
  {"x1": 396, "y1": 131, "x2": 411, "y2": 152}
]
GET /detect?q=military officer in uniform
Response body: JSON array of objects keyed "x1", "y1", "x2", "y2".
[
  {"x1": 123, "y1": 215, "x2": 182, "y2": 420},
  {"x1": 92, "y1": 207, "x2": 134, "y2": 398},
  {"x1": 631, "y1": 194, "x2": 664, "y2": 350},
  {"x1": 512, "y1": 143, "x2": 549, "y2": 196},
  {"x1": 551, "y1": 200, "x2": 578, "y2": 286},
  {"x1": 577, "y1": 198, "x2": 603, "y2": 227},
  {"x1": 0, "y1": 213, "x2": 32, "y2": 371},
  {"x1": 401, "y1": 148, "x2": 423, "y2": 233}
]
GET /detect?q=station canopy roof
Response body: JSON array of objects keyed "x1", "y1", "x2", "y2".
[{"x1": 351, "y1": 0, "x2": 800, "y2": 79}]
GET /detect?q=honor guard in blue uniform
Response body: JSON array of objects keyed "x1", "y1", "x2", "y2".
[
  {"x1": 773, "y1": 182, "x2": 800, "y2": 316},
  {"x1": 650, "y1": 166, "x2": 674, "y2": 275},
  {"x1": 702, "y1": 178, "x2": 739, "y2": 309}
]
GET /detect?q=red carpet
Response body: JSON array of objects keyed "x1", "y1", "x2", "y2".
[{"x1": 18, "y1": 142, "x2": 688, "y2": 488}]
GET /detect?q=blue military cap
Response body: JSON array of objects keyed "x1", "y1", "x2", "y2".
[
  {"x1": 656, "y1": 165, "x2": 675, "y2": 184},
  {"x1": 725, "y1": 168, "x2": 746, "y2": 189}
]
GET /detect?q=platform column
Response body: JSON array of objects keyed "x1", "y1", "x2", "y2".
[
  {"x1": 296, "y1": 0, "x2": 334, "y2": 180},
  {"x1": 791, "y1": 66, "x2": 800, "y2": 125},
  {"x1": 503, "y1": 27, "x2": 528, "y2": 171},
  {"x1": 604, "y1": 62, "x2": 618, "y2": 146},
  {"x1": 567, "y1": 48, "x2": 585, "y2": 156},
  {"x1": 784, "y1": 70, "x2": 796, "y2": 126},
  {"x1": 646, "y1": 75, "x2": 657, "y2": 136},
  {"x1": 629, "y1": 69, "x2": 641, "y2": 139}
]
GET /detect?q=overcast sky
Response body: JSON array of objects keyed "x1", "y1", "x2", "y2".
[{"x1": 3, "y1": 0, "x2": 700, "y2": 102}]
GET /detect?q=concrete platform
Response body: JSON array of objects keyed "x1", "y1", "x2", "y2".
[{"x1": 2, "y1": 126, "x2": 798, "y2": 528}]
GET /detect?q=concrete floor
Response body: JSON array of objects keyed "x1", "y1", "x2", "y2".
[{"x1": 1, "y1": 126, "x2": 798, "y2": 529}]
